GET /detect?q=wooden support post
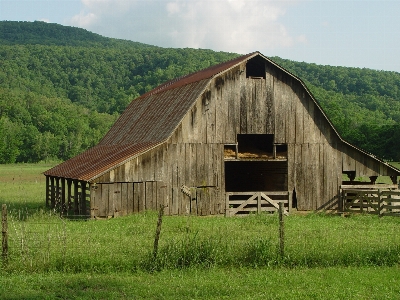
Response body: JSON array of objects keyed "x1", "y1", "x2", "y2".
[
  {"x1": 73, "y1": 180, "x2": 79, "y2": 215},
  {"x1": 55, "y1": 177, "x2": 60, "y2": 209},
  {"x1": 278, "y1": 202, "x2": 285, "y2": 258},
  {"x1": 257, "y1": 192, "x2": 261, "y2": 214},
  {"x1": 45, "y1": 176, "x2": 50, "y2": 207},
  {"x1": 153, "y1": 204, "x2": 165, "y2": 259},
  {"x1": 2, "y1": 204, "x2": 8, "y2": 264},
  {"x1": 67, "y1": 179, "x2": 72, "y2": 213},
  {"x1": 235, "y1": 143, "x2": 238, "y2": 159},
  {"x1": 80, "y1": 181, "x2": 87, "y2": 216},
  {"x1": 378, "y1": 189, "x2": 383, "y2": 217},
  {"x1": 225, "y1": 193, "x2": 230, "y2": 217},
  {"x1": 50, "y1": 176, "x2": 55, "y2": 208},
  {"x1": 339, "y1": 188, "x2": 344, "y2": 212},
  {"x1": 61, "y1": 178, "x2": 66, "y2": 215}
]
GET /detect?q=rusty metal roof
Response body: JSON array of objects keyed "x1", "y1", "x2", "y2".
[
  {"x1": 44, "y1": 143, "x2": 155, "y2": 181},
  {"x1": 44, "y1": 52, "x2": 258, "y2": 181},
  {"x1": 99, "y1": 79, "x2": 210, "y2": 146},
  {"x1": 140, "y1": 52, "x2": 256, "y2": 98}
]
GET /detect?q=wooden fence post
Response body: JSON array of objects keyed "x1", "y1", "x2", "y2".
[
  {"x1": 278, "y1": 202, "x2": 285, "y2": 258},
  {"x1": 2, "y1": 204, "x2": 8, "y2": 264},
  {"x1": 153, "y1": 204, "x2": 165, "y2": 259},
  {"x1": 378, "y1": 189, "x2": 382, "y2": 217}
]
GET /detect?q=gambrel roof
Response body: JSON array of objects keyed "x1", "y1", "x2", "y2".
[{"x1": 44, "y1": 52, "x2": 400, "y2": 181}]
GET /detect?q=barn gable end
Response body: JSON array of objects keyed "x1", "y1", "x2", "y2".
[{"x1": 44, "y1": 52, "x2": 400, "y2": 217}]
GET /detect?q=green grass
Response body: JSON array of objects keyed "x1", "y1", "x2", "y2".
[
  {"x1": 1, "y1": 267, "x2": 400, "y2": 299},
  {"x1": 2, "y1": 163, "x2": 400, "y2": 299}
]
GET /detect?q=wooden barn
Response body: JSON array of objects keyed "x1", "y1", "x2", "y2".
[{"x1": 44, "y1": 52, "x2": 400, "y2": 217}]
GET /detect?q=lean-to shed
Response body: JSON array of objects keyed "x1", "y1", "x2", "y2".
[{"x1": 44, "y1": 52, "x2": 400, "y2": 217}]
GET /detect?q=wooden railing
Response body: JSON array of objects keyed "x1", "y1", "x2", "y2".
[
  {"x1": 341, "y1": 187, "x2": 400, "y2": 216},
  {"x1": 225, "y1": 191, "x2": 290, "y2": 217}
]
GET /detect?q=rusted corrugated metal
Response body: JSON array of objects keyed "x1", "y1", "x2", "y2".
[
  {"x1": 44, "y1": 142, "x2": 156, "y2": 181},
  {"x1": 140, "y1": 52, "x2": 256, "y2": 98},
  {"x1": 99, "y1": 79, "x2": 210, "y2": 145}
]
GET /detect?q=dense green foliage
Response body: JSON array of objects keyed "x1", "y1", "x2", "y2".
[
  {"x1": 1, "y1": 21, "x2": 400, "y2": 163},
  {"x1": 0, "y1": 21, "x2": 238, "y2": 163}
]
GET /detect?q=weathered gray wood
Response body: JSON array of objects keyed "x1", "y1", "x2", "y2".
[
  {"x1": 99, "y1": 184, "x2": 108, "y2": 217},
  {"x1": 121, "y1": 183, "x2": 129, "y2": 215},
  {"x1": 73, "y1": 180, "x2": 79, "y2": 214},
  {"x1": 80, "y1": 181, "x2": 87, "y2": 215},
  {"x1": 53, "y1": 54, "x2": 400, "y2": 218},
  {"x1": 177, "y1": 144, "x2": 186, "y2": 214},
  {"x1": 50, "y1": 177, "x2": 55, "y2": 208},
  {"x1": 45, "y1": 176, "x2": 50, "y2": 207},
  {"x1": 171, "y1": 143, "x2": 179, "y2": 215},
  {"x1": 61, "y1": 178, "x2": 66, "y2": 214},
  {"x1": 133, "y1": 182, "x2": 139, "y2": 213}
]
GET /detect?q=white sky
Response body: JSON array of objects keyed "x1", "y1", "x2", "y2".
[{"x1": 1, "y1": 0, "x2": 399, "y2": 72}]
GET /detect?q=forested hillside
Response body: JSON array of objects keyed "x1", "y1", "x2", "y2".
[{"x1": 1, "y1": 21, "x2": 399, "y2": 163}]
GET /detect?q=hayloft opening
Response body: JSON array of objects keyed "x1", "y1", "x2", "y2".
[
  {"x1": 224, "y1": 134, "x2": 288, "y2": 192},
  {"x1": 224, "y1": 134, "x2": 287, "y2": 159},
  {"x1": 225, "y1": 160, "x2": 288, "y2": 192},
  {"x1": 246, "y1": 56, "x2": 266, "y2": 79}
]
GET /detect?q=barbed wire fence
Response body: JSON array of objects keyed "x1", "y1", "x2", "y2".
[{"x1": 2, "y1": 203, "x2": 400, "y2": 272}]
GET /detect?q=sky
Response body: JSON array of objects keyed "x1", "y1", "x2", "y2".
[{"x1": 1, "y1": 0, "x2": 399, "y2": 73}]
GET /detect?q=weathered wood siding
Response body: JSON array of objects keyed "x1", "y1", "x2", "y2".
[{"x1": 89, "y1": 57, "x2": 398, "y2": 216}]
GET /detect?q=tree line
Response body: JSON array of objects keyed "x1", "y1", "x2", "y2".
[{"x1": 1, "y1": 21, "x2": 400, "y2": 162}]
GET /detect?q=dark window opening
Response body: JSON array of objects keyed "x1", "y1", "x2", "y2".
[
  {"x1": 274, "y1": 144, "x2": 288, "y2": 159},
  {"x1": 237, "y1": 134, "x2": 273, "y2": 158},
  {"x1": 225, "y1": 161, "x2": 288, "y2": 192},
  {"x1": 246, "y1": 56, "x2": 266, "y2": 79},
  {"x1": 236, "y1": 134, "x2": 287, "y2": 159}
]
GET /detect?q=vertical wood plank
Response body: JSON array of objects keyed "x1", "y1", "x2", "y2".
[
  {"x1": 60, "y1": 178, "x2": 66, "y2": 214},
  {"x1": 50, "y1": 177, "x2": 55, "y2": 208},
  {"x1": 133, "y1": 182, "x2": 139, "y2": 213},
  {"x1": 100, "y1": 184, "x2": 109, "y2": 217},
  {"x1": 127, "y1": 182, "x2": 134, "y2": 214},
  {"x1": 171, "y1": 143, "x2": 179, "y2": 215},
  {"x1": 240, "y1": 83, "x2": 247, "y2": 133},
  {"x1": 121, "y1": 183, "x2": 128, "y2": 215},
  {"x1": 295, "y1": 86, "x2": 304, "y2": 145},
  {"x1": 146, "y1": 181, "x2": 153, "y2": 211},
  {"x1": 295, "y1": 144, "x2": 304, "y2": 210},
  {"x1": 138, "y1": 182, "x2": 145, "y2": 213},
  {"x1": 45, "y1": 176, "x2": 50, "y2": 207},
  {"x1": 73, "y1": 180, "x2": 79, "y2": 214},
  {"x1": 80, "y1": 181, "x2": 87, "y2": 216}
]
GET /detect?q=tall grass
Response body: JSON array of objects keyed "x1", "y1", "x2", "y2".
[
  {"x1": 1, "y1": 163, "x2": 400, "y2": 274},
  {"x1": 2, "y1": 211, "x2": 400, "y2": 274}
]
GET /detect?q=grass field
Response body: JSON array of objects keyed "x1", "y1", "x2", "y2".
[{"x1": 1, "y1": 163, "x2": 400, "y2": 299}]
